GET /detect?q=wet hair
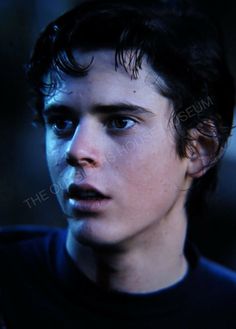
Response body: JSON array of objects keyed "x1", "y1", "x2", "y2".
[{"x1": 26, "y1": 0, "x2": 235, "y2": 218}]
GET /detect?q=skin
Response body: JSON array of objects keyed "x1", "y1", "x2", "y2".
[{"x1": 44, "y1": 50, "x2": 196, "y2": 294}]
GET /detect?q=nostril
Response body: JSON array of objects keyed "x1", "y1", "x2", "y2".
[
  {"x1": 66, "y1": 152, "x2": 78, "y2": 167},
  {"x1": 78, "y1": 158, "x2": 95, "y2": 166},
  {"x1": 66, "y1": 152, "x2": 97, "y2": 167}
]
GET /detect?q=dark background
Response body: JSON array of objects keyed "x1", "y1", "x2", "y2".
[{"x1": 0, "y1": 0, "x2": 235, "y2": 270}]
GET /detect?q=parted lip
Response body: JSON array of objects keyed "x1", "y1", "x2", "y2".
[{"x1": 66, "y1": 183, "x2": 111, "y2": 200}]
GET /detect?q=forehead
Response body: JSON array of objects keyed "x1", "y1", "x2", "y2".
[{"x1": 44, "y1": 49, "x2": 170, "y2": 111}]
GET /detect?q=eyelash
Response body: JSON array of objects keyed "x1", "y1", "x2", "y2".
[
  {"x1": 45, "y1": 115, "x2": 138, "y2": 137},
  {"x1": 106, "y1": 116, "x2": 137, "y2": 132},
  {"x1": 45, "y1": 116, "x2": 77, "y2": 137}
]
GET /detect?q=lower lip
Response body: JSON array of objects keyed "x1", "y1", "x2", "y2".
[{"x1": 68, "y1": 198, "x2": 111, "y2": 213}]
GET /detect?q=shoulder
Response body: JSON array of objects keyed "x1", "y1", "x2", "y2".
[
  {"x1": 186, "y1": 242, "x2": 236, "y2": 293},
  {"x1": 0, "y1": 226, "x2": 67, "y2": 328},
  {"x1": 198, "y1": 256, "x2": 236, "y2": 289},
  {"x1": 0, "y1": 225, "x2": 62, "y2": 245},
  {"x1": 188, "y1": 254, "x2": 236, "y2": 318},
  {"x1": 0, "y1": 225, "x2": 66, "y2": 249},
  {"x1": 0, "y1": 225, "x2": 67, "y2": 275},
  {"x1": 184, "y1": 243, "x2": 236, "y2": 320}
]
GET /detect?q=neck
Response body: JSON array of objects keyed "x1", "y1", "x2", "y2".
[{"x1": 66, "y1": 211, "x2": 188, "y2": 294}]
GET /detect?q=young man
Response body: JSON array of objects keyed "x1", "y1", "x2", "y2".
[{"x1": 1, "y1": 1, "x2": 236, "y2": 328}]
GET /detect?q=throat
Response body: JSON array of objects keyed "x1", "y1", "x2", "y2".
[
  {"x1": 66, "y1": 231, "x2": 188, "y2": 294},
  {"x1": 93, "y1": 252, "x2": 188, "y2": 294}
]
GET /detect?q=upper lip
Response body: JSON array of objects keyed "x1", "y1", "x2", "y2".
[{"x1": 66, "y1": 183, "x2": 110, "y2": 200}]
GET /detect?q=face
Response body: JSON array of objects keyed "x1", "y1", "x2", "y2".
[{"x1": 44, "y1": 50, "x2": 191, "y2": 248}]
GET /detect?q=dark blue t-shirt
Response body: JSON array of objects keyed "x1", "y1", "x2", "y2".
[{"x1": 0, "y1": 226, "x2": 236, "y2": 329}]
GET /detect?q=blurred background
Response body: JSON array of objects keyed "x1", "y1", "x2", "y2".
[{"x1": 0, "y1": 0, "x2": 235, "y2": 270}]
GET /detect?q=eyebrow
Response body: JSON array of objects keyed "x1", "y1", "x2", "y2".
[{"x1": 43, "y1": 103, "x2": 155, "y2": 116}]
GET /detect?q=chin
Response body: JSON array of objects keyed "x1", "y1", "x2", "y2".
[{"x1": 67, "y1": 217, "x2": 126, "y2": 252}]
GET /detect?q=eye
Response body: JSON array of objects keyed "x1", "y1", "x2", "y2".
[
  {"x1": 106, "y1": 117, "x2": 137, "y2": 131},
  {"x1": 46, "y1": 116, "x2": 76, "y2": 137}
]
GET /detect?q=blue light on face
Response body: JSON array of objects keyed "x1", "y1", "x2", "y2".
[{"x1": 225, "y1": 110, "x2": 236, "y2": 161}]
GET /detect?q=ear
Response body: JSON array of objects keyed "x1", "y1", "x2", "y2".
[{"x1": 186, "y1": 124, "x2": 221, "y2": 178}]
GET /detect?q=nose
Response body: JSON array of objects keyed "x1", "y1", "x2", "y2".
[{"x1": 66, "y1": 118, "x2": 103, "y2": 169}]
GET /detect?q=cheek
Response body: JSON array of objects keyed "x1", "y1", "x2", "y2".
[
  {"x1": 46, "y1": 134, "x2": 67, "y2": 180},
  {"x1": 45, "y1": 138, "x2": 69, "y2": 207},
  {"x1": 113, "y1": 129, "x2": 175, "y2": 173},
  {"x1": 126, "y1": 151, "x2": 181, "y2": 191},
  {"x1": 112, "y1": 131, "x2": 185, "y2": 198}
]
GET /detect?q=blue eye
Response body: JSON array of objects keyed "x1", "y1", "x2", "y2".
[
  {"x1": 47, "y1": 117, "x2": 76, "y2": 136},
  {"x1": 107, "y1": 117, "x2": 136, "y2": 131}
]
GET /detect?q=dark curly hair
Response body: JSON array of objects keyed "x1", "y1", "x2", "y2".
[{"x1": 26, "y1": 0, "x2": 235, "y2": 218}]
